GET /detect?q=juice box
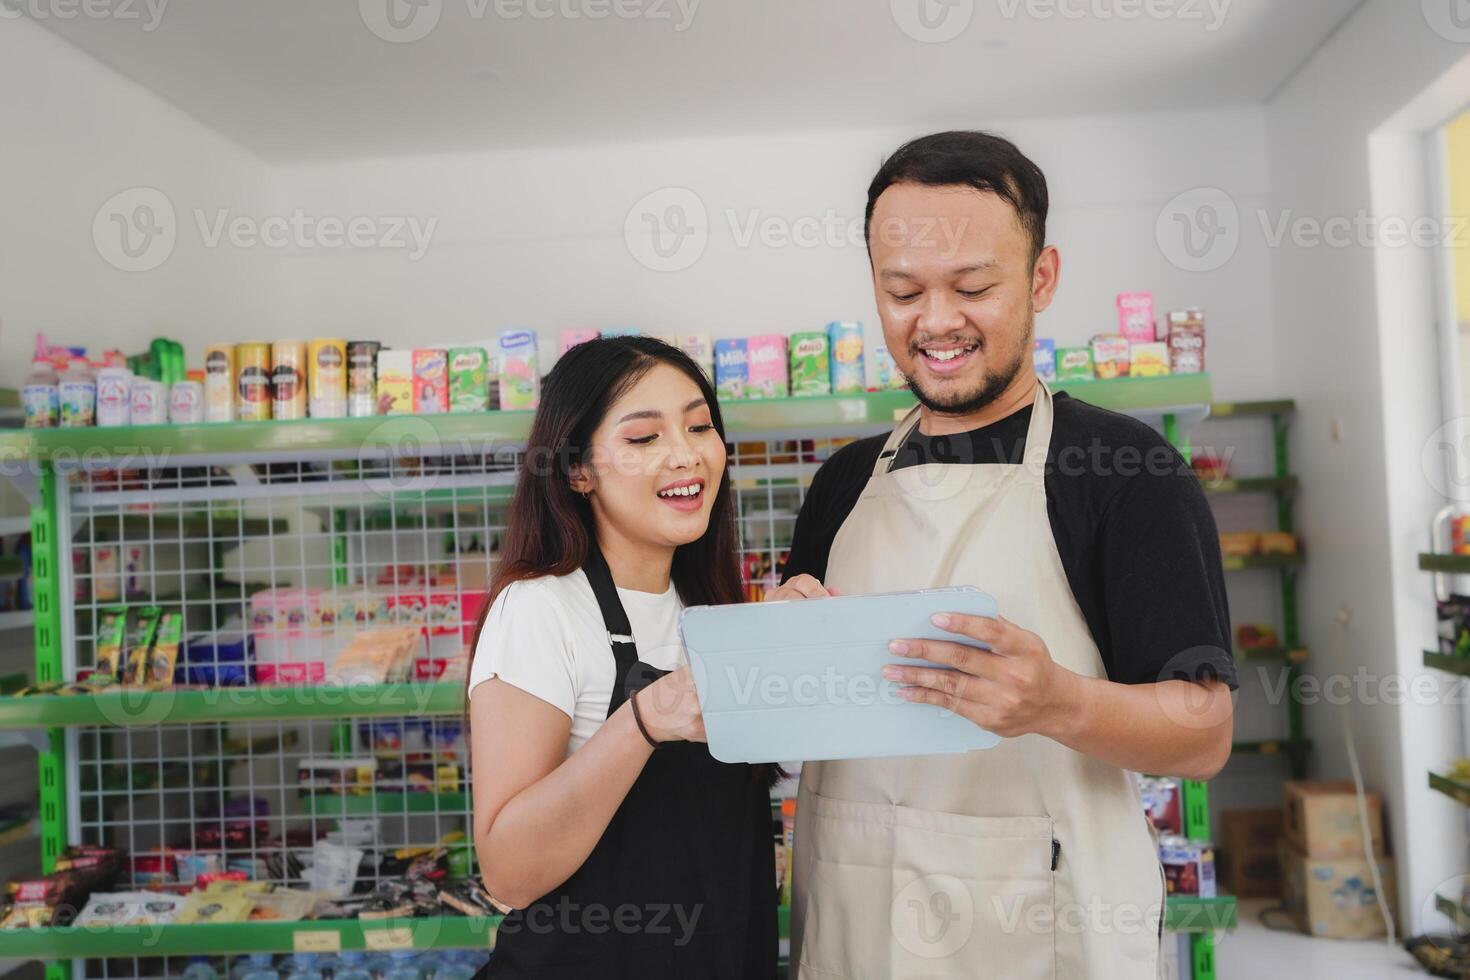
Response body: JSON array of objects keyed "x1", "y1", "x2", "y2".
[
  {"x1": 827, "y1": 322, "x2": 865, "y2": 394},
  {"x1": 745, "y1": 335, "x2": 789, "y2": 399},
  {"x1": 601, "y1": 327, "x2": 641, "y2": 338},
  {"x1": 412, "y1": 349, "x2": 449, "y2": 414},
  {"x1": 558, "y1": 330, "x2": 600, "y2": 357},
  {"x1": 376, "y1": 350, "x2": 413, "y2": 415},
  {"x1": 679, "y1": 335, "x2": 715, "y2": 380},
  {"x1": 789, "y1": 332, "x2": 831, "y2": 397},
  {"x1": 873, "y1": 345, "x2": 906, "y2": 390},
  {"x1": 1167, "y1": 309, "x2": 1206, "y2": 374},
  {"x1": 1055, "y1": 347, "x2": 1095, "y2": 382},
  {"x1": 1129, "y1": 342, "x2": 1171, "y2": 377},
  {"x1": 448, "y1": 347, "x2": 490, "y2": 413},
  {"x1": 1033, "y1": 339, "x2": 1056, "y2": 382},
  {"x1": 714, "y1": 338, "x2": 748, "y2": 400},
  {"x1": 1117, "y1": 291, "x2": 1157, "y2": 345},
  {"x1": 497, "y1": 329, "x2": 540, "y2": 410},
  {"x1": 1091, "y1": 334, "x2": 1130, "y2": 380}
]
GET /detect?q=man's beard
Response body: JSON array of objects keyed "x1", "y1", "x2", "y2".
[{"x1": 906, "y1": 316, "x2": 1033, "y2": 417}]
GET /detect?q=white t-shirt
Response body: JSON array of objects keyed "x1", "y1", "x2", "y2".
[{"x1": 467, "y1": 569, "x2": 686, "y2": 755}]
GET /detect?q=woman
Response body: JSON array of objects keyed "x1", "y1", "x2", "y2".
[{"x1": 467, "y1": 337, "x2": 777, "y2": 979}]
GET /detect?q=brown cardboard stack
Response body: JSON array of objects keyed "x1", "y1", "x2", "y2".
[
  {"x1": 1279, "y1": 780, "x2": 1396, "y2": 939},
  {"x1": 1218, "y1": 808, "x2": 1284, "y2": 898}
]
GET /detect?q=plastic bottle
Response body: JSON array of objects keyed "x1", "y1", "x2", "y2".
[
  {"x1": 330, "y1": 952, "x2": 373, "y2": 980},
  {"x1": 58, "y1": 359, "x2": 97, "y2": 428},
  {"x1": 239, "y1": 953, "x2": 280, "y2": 980},
  {"x1": 283, "y1": 953, "x2": 324, "y2": 980},
  {"x1": 181, "y1": 958, "x2": 221, "y2": 980},
  {"x1": 22, "y1": 359, "x2": 59, "y2": 429},
  {"x1": 382, "y1": 951, "x2": 422, "y2": 980}
]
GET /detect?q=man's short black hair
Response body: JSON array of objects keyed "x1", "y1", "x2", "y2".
[{"x1": 864, "y1": 130, "x2": 1049, "y2": 264}]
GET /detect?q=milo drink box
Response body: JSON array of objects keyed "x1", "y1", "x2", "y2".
[
  {"x1": 448, "y1": 347, "x2": 490, "y2": 413},
  {"x1": 789, "y1": 332, "x2": 831, "y2": 397}
]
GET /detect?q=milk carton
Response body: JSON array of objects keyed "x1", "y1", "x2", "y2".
[
  {"x1": 714, "y1": 339, "x2": 748, "y2": 400},
  {"x1": 745, "y1": 335, "x2": 789, "y2": 399},
  {"x1": 496, "y1": 330, "x2": 540, "y2": 410}
]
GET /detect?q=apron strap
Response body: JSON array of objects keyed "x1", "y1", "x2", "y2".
[
  {"x1": 873, "y1": 381, "x2": 1054, "y2": 478},
  {"x1": 871, "y1": 405, "x2": 925, "y2": 478},
  {"x1": 581, "y1": 538, "x2": 663, "y2": 717}
]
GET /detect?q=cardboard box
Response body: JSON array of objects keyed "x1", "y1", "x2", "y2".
[
  {"x1": 1281, "y1": 844, "x2": 1396, "y2": 939},
  {"x1": 1284, "y1": 781, "x2": 1386, "y2": 859},
  {"x1": 1219, "y1": 807, "x2": 1284, "y2": 898}
]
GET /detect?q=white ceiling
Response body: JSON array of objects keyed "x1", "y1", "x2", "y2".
[{"x1": 27, "y1": 0, "x2": 1365, "y2": 162}]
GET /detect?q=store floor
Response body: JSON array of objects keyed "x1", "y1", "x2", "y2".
[{"x1": 1220, "y1": 900, "x2": 1422, "y2": 977}]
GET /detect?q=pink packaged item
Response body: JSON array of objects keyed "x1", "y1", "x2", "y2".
[
  {"x1": 558, "y1": 330, "x2": 600, "y2": 357},
  {"x1": 745, "y1": 335, "x2": 789, "y2": 399},
  {"x1": 1116, "y1": 292, "x2": 1157, "y2": 345}
]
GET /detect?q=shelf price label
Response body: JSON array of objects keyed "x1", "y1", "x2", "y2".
[
  {"x1": 294, "y1": 930, "x2": 342, "y2": 954},
  {"x1": 364, "y1": 926, "x2": 416, "y2": 951}
]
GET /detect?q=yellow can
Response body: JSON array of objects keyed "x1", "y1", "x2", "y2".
[
  {"x1": 235, "y1": 343, "x2": 272, "y2": 422},
  {"x1": 271, "y1": 340, "x2": 307, "y2": 421},
  {"x1": 308, "y1": 339, "x2": 347, "y2": 419},
  {"x1": 203, "y1": 345, "x2": 235, "y2": 423}
]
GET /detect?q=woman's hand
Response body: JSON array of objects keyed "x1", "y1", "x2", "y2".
[
  {"x1": 636, "y1": 665, "x2": 707, "y2": 743},
  {"x1": 764, "y1": 574, "x2": 837, "y2": 602}
]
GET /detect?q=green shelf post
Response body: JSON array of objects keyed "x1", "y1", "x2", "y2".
[{"x1": 33, "y1": 467, "x2": 70, "y2": 980}]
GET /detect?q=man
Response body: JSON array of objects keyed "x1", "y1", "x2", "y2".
[{"x1": 777, "y1": 131, "x2": 1235, "y2": 979}]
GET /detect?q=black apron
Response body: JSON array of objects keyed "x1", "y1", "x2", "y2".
[{"x1": 480, "y1": 544, "x2": 778, "y2": 980}]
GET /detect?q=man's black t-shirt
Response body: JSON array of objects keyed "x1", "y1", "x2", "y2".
[{"x1": 781, "y1": 391, "x2": 1237, "y2": 689}]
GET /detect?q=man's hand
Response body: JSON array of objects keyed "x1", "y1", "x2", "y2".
[
  {"x1": 764, "y1": 574, "x2": 838, "y2": 602},
  {"x1": 882, "y1": 613, "x2": 1081, "y2": 739}
]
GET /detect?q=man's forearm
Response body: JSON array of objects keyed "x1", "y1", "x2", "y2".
[{"x1": 1044, "y1": 675, "x2": 1233, "y2": 780}]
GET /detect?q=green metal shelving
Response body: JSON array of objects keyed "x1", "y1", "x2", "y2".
[
  {"x1": 1429, "y1": 771, "x2": 1470, "y2": 806},
  {"x1": 1424, "y1": 651, "x2": 1470, "y2": 676}
]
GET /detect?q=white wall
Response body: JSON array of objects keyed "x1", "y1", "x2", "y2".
[
  {"x1": 1266, "y1": 0, "x2": 1470, "y2": 933},
  {"x1": 0, "y1": 17, "x2": 275, "y2": 377}
]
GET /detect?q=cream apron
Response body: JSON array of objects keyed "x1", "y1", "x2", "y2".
[{"x1": 791, "y1": 382, "x2": 1164, "y2": 980}]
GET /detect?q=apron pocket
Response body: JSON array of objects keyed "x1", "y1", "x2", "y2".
[{"x1": 800, "y1": 793, "x2": 1057, "y2": 980}]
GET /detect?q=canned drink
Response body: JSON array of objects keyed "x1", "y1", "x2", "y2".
[
  {"x1": 347, "y1": 341, "x2": 380, "y2": 418},
  {"x1": 235, "y1": 343, "x2": 272, "y2": 422},
  {"x1": 308, "y1": 339, "x2": 347, "y2": 419},
  {"x1": 129, "y1": 379, "x2": 168, "y2": 425},
  {"x1": 169, "y1": 381, "x2": 204, "y2": 424},
  {"x1": 271, "y1": 341, "x2": 307, "y2": 421},
  {"x1": 204, "y1": 345, "x2": 235, "y2": 423},
  {"x1": 96, "y1": 368, "x2": 133, "y2": 427}
]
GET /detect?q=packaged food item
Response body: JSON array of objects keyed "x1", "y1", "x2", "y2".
[
  {"x1": 1055, "y1": 347, "x2": 1094, "y2": 382},
  {"x1": 142, "y1": 611, "x2": 182, "y2": 686},
  {"x1": 496, "y1": 330, "x2": 540, "y2": 410},
  {"x1": 376, "y1": 350, "x2": 413, "y2": 415},
  {"x1": 412, "y1": 349, "x2": 449, "y2": 414},
  {"x1": 1032, "y1": 339, "x2": 1057, "y2": 382},
  {"x1": 22, "y1": 360, "x2": 60, "y2": 429},
  {"x1": 1167, "y1": 309, "x2": 1206, "y2": 374},
  {"x1": 347, "y1": 341, "x2": 381, "y2": 418},
  {"x1": 175, "y1": 851, "x2": 223, "y2": 885},
  {"x1": 96, "y1": 367, "x2": 133, "y2": 427},
  {"x1": 1090, "y1": 334, "x2": 1130, "y2": 379},
  {"x1": 125, "y1": 606, "x2": 165, "y2": 685},
  {"x1": 827, "y1": 322, "x2": 865, "y2": 394},
  {"x1": 1116, "y1": 291, "x2": 1157, "y2": 345},
  {"x1": 247, "y1": 888, "x2": 315, "y2": 922},
  {"x1": 1235, "y1": 624, "x2": 1279, "y2": 649},
  {"x1": 59, "y1": 361, "x2": 97, "y2": 428},
  {"x1": 872, "y1": 345, "x2": 906, "y2": 390},
  {"x1": 789, "y1": 332, "x2": 831, "y2": 397},
  {"x1": 235, "y1": 344, "x2": 272, "y2": 421},
  {"x1": 679, "y1": 335, "x2": 715, "y2": 380},
  {"x1": 714, "y1": 338, "x2": 749, "y2": 399},
  {"x1": 328, "y1": 628, "x2": 422, "y2": 684},
  {"x1": 271, "y1": 341, "x2": 307, "y2": 421},
  {"x1": 1140, "y1": 776, "x2": 1183, "y2": 836},
  {"x1": 169, "y1": 380, "x2": 204, "y2": 423},
  {"x1": 1190, "y1": 454, "x2": 1230, "y2": 481},
  {"x1": 204, "y1": 345, "x2": 235, "y2": 422},
  {"x1": 177, "y1": 889, "x2": 254, "y2": 925},
  {"x1": 601, "y1": 327, "x2": 641, "y2": 338},
  {"x1": 307, "y1": 840, "x2": 364, "y2": 899},
  {"x1": 447, "y1": 347, "x2": 490, "y2": 413},
  {"x1": 308, "y1": 339, "x2": 347, "y2": 419},
  {"x1": 1259, "y1": 532, "x2": 1299, "y2": 555},
  {"x1": 1219, "y1": 532, "x2": 1259, "y2": 557},
  {"x1": 94, "y1": 607, "x2": 128, "y2": 682},
  {"x1": 558, "y1": 329, "x2": 600, "y2": 357},
  {"x1": 129, "y1": 379, "x2": 167, "y2": 425},
  {"x1": 73, "y1": 891, "x2": 186, "y2": 928},
  {"x1": 1129, "y1": 342, "x2": 1170, "y2": 377},
  {"x1": 745, "y1": 335, "x2": 789, "y2": 398},
  {"x1": 1161, "y1": 836, "x2": 1216, "y2": 897}
]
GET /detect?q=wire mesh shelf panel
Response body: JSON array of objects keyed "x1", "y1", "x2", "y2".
[{"x1": 55, "y1": 432, "x2": 858, "y2": 979}]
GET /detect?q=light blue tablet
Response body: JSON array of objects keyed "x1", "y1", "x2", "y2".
[{"x1": 679, "y1": 587, "x2": 1003, "y2": 764}]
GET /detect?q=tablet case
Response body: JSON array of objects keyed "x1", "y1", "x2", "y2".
[{"x1": 679, "y1": 587, "x2": 1002, "y2": 764}]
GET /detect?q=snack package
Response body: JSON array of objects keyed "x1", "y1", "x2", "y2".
[
  {"x1": 1168, "y1": 309, "x2": 1206, "y2": 374},
  {"x1": 94, "y1": 606, "x2": 129, "y2": 682},
  {"x1": 177, "y1": 890, "x2": 254, "y2": 925},
  {"x1": 1116, "y1": 291, "x2": 1156, "y2": 345},
  {"x1": 1161, "y1": 836, "x2": 1217, "y2": 898},
  {"x1": 745, "y1": 335, "x2": 789, "y2": 399},
  {"x1": 827, "y1": 322, "x2": 865, "y2": 394},
  {"x1": 412, "y1": 349, "x2": 449, "y2": 414},
  {"x1": 1033, "y1": 339, "x2": 1057, "y2": 382},
  {"x1": 1091, "y1": 335, "x2": 1130, "y2": 380},
  {"x1": 247, "y1": 888, "x2": 316, "y2": 922},
  {"x1": 558, "y1": 330, "x2": 600, "y2": 357},
  {"x1": 376, "y1": 350, "x2": 413, "y2": 415},
  {"x1": 789, "y1": 332, "x2": 831, "y2": 398},
  {"x1": 496, "y1": 329, "x2": 540, "y2": 410},
  {"x1": 447, "y1": 348, "x2": 490, "y2": 413},
  {"x1": 1140, "y1": 776, "x2": 1183, "y2": 836},
  {"x1": 679, "y1": 335, "x2": 715, "y2": 380},
  {"x1": 125, "y1": 606, "x2": 164, "y2": 686},
  {"x1": 872, "y1": 345, "x2": 906, "y2": 390},
  {"x1": 1129, "y1": 342, "x2": 1171, "y2": 377},
  {"x1": 1219, "y1": 532, "x2": 1260, "y2": 557},
  {"x1": 328, "y1": 628, "x2": 423, "y2": 684},
  {"x1": 144, "y1": 611, "x2": 183, "y2": 686},
  {"x1": 1055, "y1": 347, "x2": 1095, "y2": 382},
  {"x1": 308, "y1": 840, "x2": 364, "y2": 899},
  {"x1": 714, "y1": 339, "x2": 748, "y2": 400}
]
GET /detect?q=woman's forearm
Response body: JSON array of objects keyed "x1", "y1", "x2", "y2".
[{"x1": 478, "y1": 700, "x2": 654, "y2": 908}]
